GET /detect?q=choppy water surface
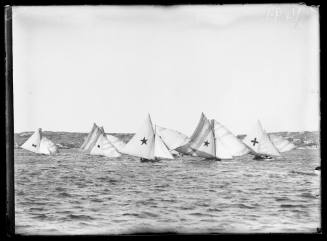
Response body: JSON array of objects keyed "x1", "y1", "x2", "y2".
[{"x1": 15, "y1": 149, "x2": 320, "y2": 234}]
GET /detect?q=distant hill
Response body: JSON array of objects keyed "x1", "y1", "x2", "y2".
[{"x1": 15, "y1": 130, "x2": 319, "y2": 149}]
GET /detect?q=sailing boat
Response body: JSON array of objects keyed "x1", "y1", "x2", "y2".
[
  {"x1": 269, "y1": 134, "x2": 296, "y2": 152},
  {"x1": 120, "y1": 114, "x2": 174, "y2": 161},
  {"x1": 80, "y1": 123, "x2": 103, "y2": 153},
  {"x1": 90, "y1": 127, "x2": 121, "y2": 158},
  {"x1": 211, "y1": 120, "x2": 250, "y2": 157},
  {"x1": 243, "y1": 120, "x2": 281, "y2": 160},
  {"x1": 21, "y1": 128, "x2": 58, "y2": 155},
  {"x1": 155, "y1": 125, "x2": 190, "y2": 156},
  {"x1": 178, "y1": 113, "x2": 234, "y2": 161}
]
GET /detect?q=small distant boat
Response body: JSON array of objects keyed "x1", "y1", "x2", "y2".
[
  {"x1": 243, "y1": 121, "x2": 281, "y2": 160},
  {"x1": 90, "y1": 127, "x2": 121, "y2": 158},
  {"x1": 21, "y1": 128, "x2": 58, "y2": 155},
  {"x1": 120, "y1": 114, "x2": 174, "y2": 161},
  {"x1": 269, "y1": 134, "x2": 296, "y2": 152}
]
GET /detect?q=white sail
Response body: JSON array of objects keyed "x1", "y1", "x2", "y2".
[
  {"x1": 193, "y1": 123, "x2": 216, "y2": 158},
  {"x1": 243, "y1": 120, "x2": 281, "y2": 157},
  {"x1": 154, "y1": 131, "x2": 174, "y2": 159},
  {"x1": 80, "y1": 123, "x2": 98, "y2": 149},
  {"x1": 21, "y1": 128, "x2": 42, "y2": 153},
  {"x1": 120, "y1": 114, "x2": 155, "y2": 159},
  {"x1": 39, "y1": 136, "x2": 58, "y2": 155},
  {"x1": 179, "y1": 113, "x2": 216, "y2": 158},
  {"x1": 212, "y1": 119, "x2": 250, "y2": 157},
  {"x1": 269, "y1": 134, "x2": 296, "y2": 152},
  {"x1": 155, "y1": 125, "x2": 190, "y2": 150},
  {"x1": 21, "y1": 128, "x2": 58, "y2": 155},
  {"x1": 105, "y1": 134, "x2": 126, "y2": 152},
  {"x1": 90, "y1": 132, "x2": 121, "y2": 157},
  {"x1": 215, "y1": 135, "x2": 233, "y2": 159},
  {"x1": 81, "y1": 123, "x2": 103, "y2": 152}
]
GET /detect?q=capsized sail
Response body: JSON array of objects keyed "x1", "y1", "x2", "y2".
[
  {"x1": 269, "y1": 134, "x2": 296, "y2": 152},
  {"x1": 120, "y1": 114, "x2": 155, "y2": 160},
  {"x1": 211, "y1": 120, "x2": 250, "y2": 157},
  {"x1": 90, "y1": 131, "x2": 121, "y2": 158},
  {"x1": 155, "y1": 125, "x2": 190, "y2": 150},
  {"x1": 21, "y1": 128, "x2": 58, "y2": 155},
  {"x1": 154, "y1": 130, "x2": 174, "y2": 160},
  {"x1": 243, "y1": 120, "x2": 281, "y2": 157},
  {"x1": 80, "y1": 123, "x2": 103, "y2": 152}
]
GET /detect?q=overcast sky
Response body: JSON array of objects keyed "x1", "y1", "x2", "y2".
[{"x1": 12, "y1": 4, "x2": 319, "y2": 135}]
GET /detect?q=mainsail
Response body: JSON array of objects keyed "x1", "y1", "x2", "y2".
[
  {"x1": 178, "y1": 113, "x2": 216, "y2": 159},
  {"x1": 90, "y1": 130, "x2": 121, "y2": 158},
  {"x1": 80, "y1": 123, "x2": 103, "y2": 152},
  {"x1": 120, "y1": 114, "x2": 174, "y2": 160},
  {"x1": 120, "y1": 114, "x2": 156, "y2": 159},
  {"x1": 155, "y1": 125, "x2": 190, "y2": 150},
  {"x1": 269, "y1": 134, "x2": 296, "y2": 152},
  {"x1": 211, "y1": 119, "x2": 250, "y2": 157},
  {"x1": 21, "y1": 128, "x2": 58, "y2": 155},
  {"x1": 243, "y1": 120, "x2": 281, "y2": 157},
  {"x1": 21, "y1": 128, "x2": 42, "y2": 153}
]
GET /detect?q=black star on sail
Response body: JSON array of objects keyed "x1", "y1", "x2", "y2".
[
  {"x1": 32, "y1": 144, "x2": 37, "y2": 148},
  {"x1": 140, "y1": 137, "x2": 148, "y2": 145},
  {"x1": 204, "y1": 140, "x2": 210, "y2": 146},
  {"x1": 251, "y1": 138, "x2": 259, "y2": 146}
]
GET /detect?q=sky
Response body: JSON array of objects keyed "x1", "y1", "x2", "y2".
[{"x1": 12, "y1": 4, "x2": 319, "y2": 135}]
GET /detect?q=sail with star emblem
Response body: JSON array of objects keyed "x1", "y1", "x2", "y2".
[
  {"x1": 212, "y1": 119, "x2": 250, "y2": 157},
  {"x1": 155, "y1": 125, "x2": 190, "y2": 151},
  {"x1": 120, "y1": 114, "x2": 156, "y2": 160},
  {"x1": 178, "y1": 113, "x2": 216, "y2": 158},
  {"x1": 90, "y1": 129, "x2": 121, "y2": 158},
  {"x1": 269, "y1": 134, "x2": 296, "y2": 152},
  {"x1": 243, "y1": 120, "x2": 281, "y2": 157},
  {"x1": 21, "y1": 128, "x2": 58, "y2": 155}
]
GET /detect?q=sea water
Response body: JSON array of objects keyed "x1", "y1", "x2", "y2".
[{"x1": 14, "y1": 148, "x2": 320, "y2": 234}]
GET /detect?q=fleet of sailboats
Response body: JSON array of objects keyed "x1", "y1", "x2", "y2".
[{"x1": 18, "y1": 113, "x2": 298, "y2": 161}]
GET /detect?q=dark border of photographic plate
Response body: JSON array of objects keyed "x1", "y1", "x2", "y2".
[{"x1": 2, "y1": 1, "x2": 326, "y2": 240}]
